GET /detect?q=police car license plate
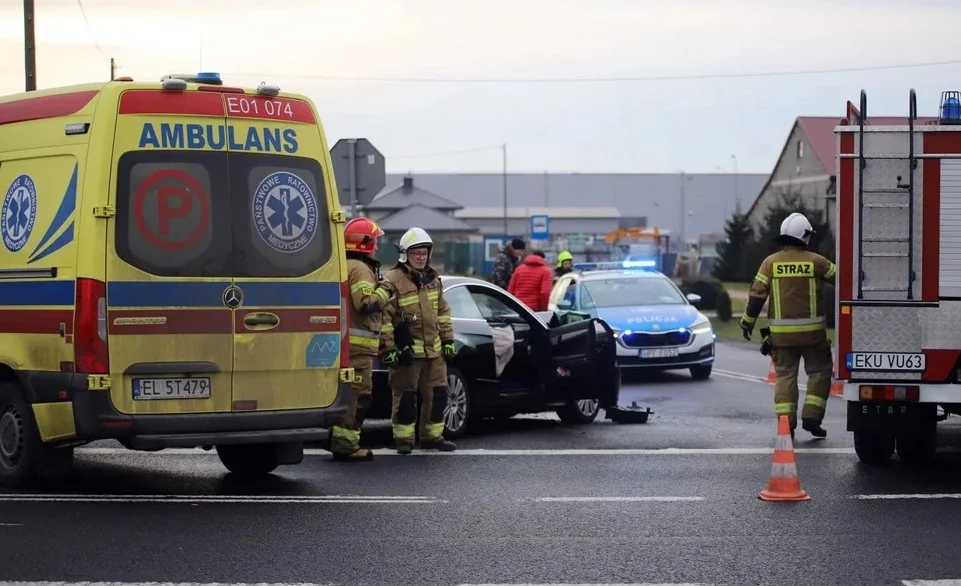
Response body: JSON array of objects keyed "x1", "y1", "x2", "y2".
[
  {"x1": 133, "y1": 378, "x2": 211, "y2": 400},
  {"x1": 846, "y1": 352, "x2": 926, "y2": 372},
  {"x1": 640, "y1": 348, "x2": 679, "y2": 359}
]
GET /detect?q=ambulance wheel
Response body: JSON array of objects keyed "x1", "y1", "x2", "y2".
[
  {"x1": 0, "y1": 381, "x2": 72, "y2": 487},
  {"x1": 690, "y1": 365, "x2": 712, "y2": 380},
  {"x1": 558, "y1": 399, "x2": 600, "y2": 425},
  {"x1": 216, "y1": 444, "x2": 279, "y2": 476},
  {"x1": 853, "y1": 431, "x2": 895, "y2": 465}
]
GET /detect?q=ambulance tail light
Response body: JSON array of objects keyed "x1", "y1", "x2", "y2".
[
  {"x1": 340, "y1": 280, "x2": 350, "y2": 369},
  {"x1": 859, "y1": 385, "x2": 920, "y2": 402},
  {"x1": 74, "y1": 278, "x2": 109, "y2": 375}
]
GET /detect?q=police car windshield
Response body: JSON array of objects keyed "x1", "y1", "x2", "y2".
[{"x1": 582, "y1": 276, "x2": 687, "y2": 308}]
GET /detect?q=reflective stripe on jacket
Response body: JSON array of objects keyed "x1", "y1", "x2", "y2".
[
  {"x1": 380, "y1": 263, "x2": 453, "y2": 358},
  {"x1": 744, "y1": 246, "x2": 837, "y2": 346},
  {"x1": 347, "y1": 256, "x2": 392, "y2": 356}
]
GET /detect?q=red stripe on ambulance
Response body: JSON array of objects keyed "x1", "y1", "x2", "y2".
[
  {"x1": 108, "y1": 309, "x2": 232, "y2": 335},
  {"x1": 0, "y1": 309, "x2": 74, "y2": 335},
  {"x1": 233, "y1": 308, "x2": 339, "y2": 334},
  {"x1": 118, "y1": 90, "x2": 226, "y2": 117},
  {"x1": 0, "y1": 90, "x2": 99, "y2": 126}
]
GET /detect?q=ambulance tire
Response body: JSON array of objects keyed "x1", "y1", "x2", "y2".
[
  {"x1": 0, "y1": 381, "x2": 73, "y2": 487},
  {"x1": 853, "y1": 431, "x2": 895, "y2": 465},
  {"x1": 216, "y1": 444, "x2": 280, "y2": 476}
]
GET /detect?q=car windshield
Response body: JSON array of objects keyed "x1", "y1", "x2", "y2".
[{"x1": 582, "y1": 276, "x2": 687, "y2": 308}]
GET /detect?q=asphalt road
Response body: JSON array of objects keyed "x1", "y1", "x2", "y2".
[{"x1": 3, "y1": 341, "x2": 961, "y2": 586}]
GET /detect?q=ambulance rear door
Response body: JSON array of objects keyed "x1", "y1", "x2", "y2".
[
  {"x1": 224, "y1": 93, "x2": 343, "y2": 412},
  {"x1": 106, "y1": 88, "x2": 234, "y2": 416}
]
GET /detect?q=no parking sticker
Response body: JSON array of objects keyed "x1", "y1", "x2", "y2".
[
  {"x1": 252, "y1": 171, "x2": 317, "y2": 254},
  {"x1": 133, "y1": 169, "x2": 211, "y2": 251}
]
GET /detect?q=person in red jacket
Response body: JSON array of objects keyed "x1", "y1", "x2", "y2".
[{"x1": 508, "y1": 250, "x2": 553, "y2": 311}]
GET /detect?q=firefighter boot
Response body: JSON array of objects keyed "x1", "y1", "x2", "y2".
[
  {"x1": 332, "y1": 448, "x2": 374, "y2": 462},
  {"x1": 421, "y1": 438, "x2": 457, "y2": 451},
  {"x1": 802, "y1": 418, "x2": 827, "y2": 438}
]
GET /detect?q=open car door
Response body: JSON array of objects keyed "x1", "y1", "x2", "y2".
[{"x1": 546, "y1": 317, "x2": 619, "y2": 408}]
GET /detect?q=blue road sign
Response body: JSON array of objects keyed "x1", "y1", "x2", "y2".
[{"x1": 530, "y1": 215, "x2": 550, "y2": 240}]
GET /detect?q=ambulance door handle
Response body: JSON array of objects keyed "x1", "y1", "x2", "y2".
[{"x1": 243, "y1": 312, "x2": 280, "y2": 331}]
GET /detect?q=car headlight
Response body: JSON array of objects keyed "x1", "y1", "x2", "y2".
[{"x1": 691, "y1": 319, "x2": 712, "y2": 335}]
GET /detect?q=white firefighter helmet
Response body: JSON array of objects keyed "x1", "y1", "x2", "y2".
[
  {"x1": 780, "y1": 212, "x2": 815, "y2": 245},
  {"x1": 397, "y1": 227, "x2": 433, "y2": 263}
]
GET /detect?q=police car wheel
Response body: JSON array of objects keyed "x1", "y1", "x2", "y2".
[
  {"x1": 557, "y1": 399, "x2": 600, "y2": 425},
  {"x1": 216, "y1": 444, "x2": 280, "y2": 476},
  {"x1": 690, "y1": 365, "x2": 712, "y2": 380},
  {"x1": 0, "y1": 382, "x2": 41, "y2": 487},
  {"x1": 442, "y1": 367, "x2": 471, "y2": 439}
]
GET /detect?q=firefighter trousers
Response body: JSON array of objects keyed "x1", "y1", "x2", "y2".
[
  {"x1": 389, "y1": 356, "x2": 448, "y2": 446},
  {"x1": 772, "y1": 338, "x2": 833, "y2": 428},
  {"x1": 330, "y1": 354, "x2": 374, "y2": 455}
]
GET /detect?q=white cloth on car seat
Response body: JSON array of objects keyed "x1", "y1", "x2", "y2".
[{"x1": 490, "y1": 324, "x2": 515, "y2": 377}]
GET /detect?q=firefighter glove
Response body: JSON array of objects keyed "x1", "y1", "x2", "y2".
[
  {"x1": 381, "y1": 348, "x2": 399, "y2": 368},
  {"x1": 739, "y1": 317, "x2": 754, "y2": 341},
  {"x1": 399, "y1": 345, "x2": 415, "y2": 366},
  {"x1": 442, "y1": 340, "x2": 455, "y2": 359},
  {"x1": 759, "y1": 326, "x2": 772, "y2": 356}
]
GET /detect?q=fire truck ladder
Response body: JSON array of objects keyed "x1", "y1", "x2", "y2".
[{"x1": 856, "y1": 89, "x2": 918, "y2": 300}]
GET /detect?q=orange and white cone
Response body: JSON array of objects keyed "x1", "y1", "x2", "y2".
[
  {"x1": 765, "y1": 359, "x2": 776, "y2": 384},
  {"x1": 758, "y1": 415, "x2": 810, "y2": 502},
  {"x1": 830, "y1": 347, "x2": 843, "y2": 397}
]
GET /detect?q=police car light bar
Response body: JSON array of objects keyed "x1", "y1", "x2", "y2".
[{"x1": 573, "y1": 260, "x2": 657, "y2": 272}]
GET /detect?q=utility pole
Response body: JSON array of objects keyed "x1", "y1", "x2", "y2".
[
  {"x1": 502, "y1": 143, "x2": 508, "y2": 238},
  {"x1": 110, "y1": 58, "x2": 115, "y2": 81},
  {"x1": 679, "y1": 171, "x2": 686, "y2": 250},
  {"x1": 23, "y1": 0, "x2": 36, "y2": 91},
  {"x1": 731, "y1": 154, "x2": 740, "y2": 213}
]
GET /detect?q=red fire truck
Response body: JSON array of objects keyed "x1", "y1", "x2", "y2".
[{"x1": 836, "y1": 88, "x2": 961, "y2": 465}]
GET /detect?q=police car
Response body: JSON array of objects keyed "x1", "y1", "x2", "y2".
[{"x1": 548, "y1": 260, "x2": 716, "y2": 379}]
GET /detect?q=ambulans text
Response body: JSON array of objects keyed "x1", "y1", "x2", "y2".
[{"x1": 138, "y1": 123, "x2": 298, "y2": 153}]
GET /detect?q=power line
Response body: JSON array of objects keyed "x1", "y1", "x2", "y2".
[
  {"x1": 76, "y1": 0, "x2": 106, "y2": 60},
  {"x1": 389, "y1": 145, "x2": 504, "y2": 159},
  {"x1": 221, "y1": 59, "x2": 961, "y2": 84}
]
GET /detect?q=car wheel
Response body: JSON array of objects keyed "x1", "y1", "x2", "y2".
[
  {"x1": 0, "y1": 381, "x2": 72, "y2": 488},
  {"x1": 853, "y1": 431, "x2": 895, "y2": 465},
  {"x1": 443, "y1": 366, "x2": 472, "y2": 439},
  {"x1": 216, "y1": 444, "x2": 280, "y2": 476},
  {"x1": 690, "y1": 364, "x2": 712, "y2": 380},
  {"x1": 557, "y1": 398, "x2": 600, "y2": 425}
]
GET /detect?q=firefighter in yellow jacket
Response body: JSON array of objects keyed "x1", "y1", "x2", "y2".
[
  {"x1": 739, "y1": 212, "x2": 837, "y2": 439},
  {"x1": 379, "y1": 227, "x2": 457, "y2": 454},
  {"x1": 329, "y1": 216, "x2": 394, "y2": 462}
]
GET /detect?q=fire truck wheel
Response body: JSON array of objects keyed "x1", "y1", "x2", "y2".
[
  {"x1": 896, "y1": 425, "x2": 937, "y2": 466},
  {"x1": 853, "y1": 431, "x2": 895, "y2": 465}
]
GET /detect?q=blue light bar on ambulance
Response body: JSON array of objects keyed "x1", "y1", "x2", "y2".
[
  {"x1": 196, "y1": 72, "x2": 223, "y2": 85},
  {"x1": 573, "y1": 260, "x2": 657, "y2": 272}
]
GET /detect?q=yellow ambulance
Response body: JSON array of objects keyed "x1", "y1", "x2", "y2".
[{"x1": 0, "y1": 72, "x2": 354, "y2": 487}]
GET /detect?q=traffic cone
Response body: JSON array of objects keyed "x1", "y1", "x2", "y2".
[
  {"x1": 765, "y1": 359, "x2": 776, "y2": 384},
  {"x1": 758, "y1": 415, "x2": 810, "y2": 502},
  {"x1": 830, "y1": 348, "x2": 843, "y2": 396}
]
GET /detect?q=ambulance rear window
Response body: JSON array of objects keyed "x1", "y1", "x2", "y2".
[{"x1": 114, "y1": 151, "x2": 331, "y2": 278}]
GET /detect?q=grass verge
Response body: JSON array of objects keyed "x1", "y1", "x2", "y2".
[{"x1": 710, "y1": 316, "x2": 835, "y2": 345}]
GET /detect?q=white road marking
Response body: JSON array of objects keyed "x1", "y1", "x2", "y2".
[
  {"x1": 76, "y1": 446, "x2": 859, "y2": 457},
  {"x1": 0, "y1": 523, "x2": 22, "y2": 526},
  {"x1": 535, "y1": 496, "x2": 704, "y2": 503},
  {"x1": 903, "y1": 581, "x2": 961, "y2": 586},
  {"x1": 457, "y1": 583, "x2": 711, "y2": 586},
  {"x1": 0, "y1": 494, "x2": 444, "y2": 504},
  {"x1": 713, "y1": 368, "x2": 808, "y2": 391},
  {"x1": 0, "y1": 583, "x2": 335, "y2": 586},
  {"x1": 856, "y1": 493, "x2": 961, "y2": 500}
]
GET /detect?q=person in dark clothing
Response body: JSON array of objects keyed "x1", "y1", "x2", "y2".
[{"x1": 491, "y1": 238, "x2": 525, "y2": 289}]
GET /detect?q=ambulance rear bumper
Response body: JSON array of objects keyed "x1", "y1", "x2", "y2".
[{"x1": 43, "y1": 373, "x2": 349, "y2": 449}]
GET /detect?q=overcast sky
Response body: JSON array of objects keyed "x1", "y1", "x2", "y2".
[{"x1": 2, "y1": 0, "x2": 960, "y2": 174}]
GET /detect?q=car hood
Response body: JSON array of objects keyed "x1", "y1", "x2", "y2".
[{"x1": 595, "y1": 305, "x2": 704, "y2": 332}]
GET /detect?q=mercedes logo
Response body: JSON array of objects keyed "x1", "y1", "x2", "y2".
[{"x1": 223, "y1": 286, "x2": 244, "y2": 309}]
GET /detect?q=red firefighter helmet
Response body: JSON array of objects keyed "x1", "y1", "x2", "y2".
[{"x1": 344, "y1": 217, "x2": 384, "y2": 254}]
